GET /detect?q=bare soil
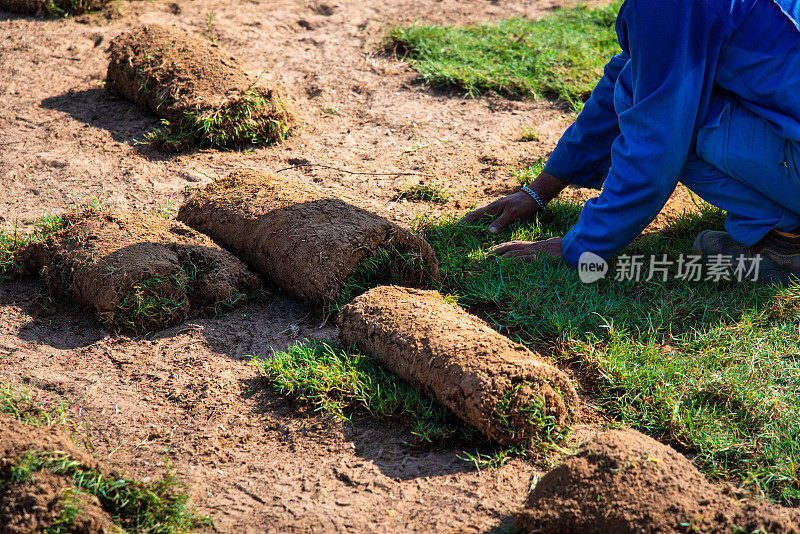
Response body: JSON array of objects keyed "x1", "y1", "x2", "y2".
[
  {"x1": 177, "y1": 169, "x2": 439, "y2": 305},
  {"x1": 518, "y1": 429, "x2": 800, "y2": 533},
  {"x1": 339, "y1": 286, "x2": 578, "y2": 445},
  {"x1": 0, "y1": 415, "x2": 117, "y2": 534},
  {"x1": 23, "y1": 209, "x2": 260, "y2": 332},
  {"x1": 0, "y1": 0, "x2": 727, "y2": 531}
]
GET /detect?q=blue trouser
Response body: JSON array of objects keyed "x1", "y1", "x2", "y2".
[{"x1": 681, "y1": 97, "x2": 800, "y2": 246}]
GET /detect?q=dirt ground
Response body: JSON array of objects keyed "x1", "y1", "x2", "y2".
[{"x1": 1, "y1": 0, "x2": 701, "y2": 531}]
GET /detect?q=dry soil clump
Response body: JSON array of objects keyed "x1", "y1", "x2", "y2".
[
  {"x1": 178, "y1": 170, "x2": 440, "y2": 307},
  {"x1": 518, "y1": 429, "x2": 800, "y2": 533},
  {"x1": 23, "y1": 209, "x2": 260, "y2": 333},
  {"x1": 338, "y1": 286, "x2": 579, "y2": 445},
  {"x1": 106, "y1": 25, "x2": 295, "y2": 151}
]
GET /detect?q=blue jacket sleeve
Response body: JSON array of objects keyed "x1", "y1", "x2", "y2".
[
  {"x1": 559, "y1": 0, "x2": 730, "y2": 267},
  {"x1": 544, "y1": 52, "x2": 629, "y2": 190}
]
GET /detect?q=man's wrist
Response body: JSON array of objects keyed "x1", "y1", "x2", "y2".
[
  {"x1": 521, "y1": 185, "x2": 546, "y2": 210},
  {"x1": 527, "y1": 171, "x2": 569, "y2": 205}
]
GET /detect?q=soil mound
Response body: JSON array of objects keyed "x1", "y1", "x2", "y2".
[
  {"x1": 23, "y1": 209, "x2": 260, "y2": 333},
  {"x1": 0, "y1": 415, "x2": 115, "y2": 534},
  {"x1": 106, "y1": 25, "x2": 295, "y2": 151},
  {"x1": 338, "y1": 286, "x2": 579, "y2": 445},
  {"x1": 177, "y1": 170, "x2": 440, "y2": 306},
  {"x1": 518, "y1": 429, "x2": 800, "y2": 533},
  {"x1": 0, "y1": 0, "x2": 106, "y2": 15}
]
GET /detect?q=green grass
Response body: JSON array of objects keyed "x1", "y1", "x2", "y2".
[
  {"x1": 520, "y1": 127, "x2": 541, "y2": 142},
  {"x1": 1, "y1": 384, "x2": 66, "y2": 426},
  {"x1": 143, "y1": 88, "x2": 294, "y2": 152},
  {"x1": 510, "y1": 158, "x2": 546, "y2": 185},
  {"x1": 394, "y1": 183, "x2": 452, "y2": 203},
  {"x1": 254, "y1": 341, "x2": 476, "y2": 444},
  {"x1": 332, "y1": 245, "x2": 436, "y2": 312},
  {"x1": 410, "y1": 201, "x2": 800, "y2": 504},
  {"x1": 1, "y1": 383, "x2": 210, "y2": 533},
  {"x1": 384, "y1": 2, "x2": 622, "y2": 110}
]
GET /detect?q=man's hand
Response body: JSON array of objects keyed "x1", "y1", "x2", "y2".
[
  {"x1": 459, "y1": 171, "x2": 569, "y2": 234},
  {"x1": 459, "y1": 191, "x2": 541, "y2": 234},
  {"x1": 488, "y1": 238, "x2": 563, "y2": 261}
]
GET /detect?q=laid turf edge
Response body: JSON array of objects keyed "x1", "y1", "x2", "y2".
[{"x1": 411, "y1": 199, "x2": 800, "y2": 505}]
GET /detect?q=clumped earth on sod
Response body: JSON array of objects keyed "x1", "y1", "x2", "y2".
[
  {"x1": 1, "y1": 401, "x2": 207, "y2": 533},
  {"x1": 517, "y1": 429, "x2": 800, "y2": 533},
  {"x1": 106, "y1": 25, "x2": 296, "y2": 152},
  {"x1": 22, "y1": 209, "x2": 261, "y2": 333},
  {"x1": 338, "y1": 285, "x2": 579, "y2": 446},
  {"x1": 178, "y1": 169, "x2": 440, "y2": 308}
]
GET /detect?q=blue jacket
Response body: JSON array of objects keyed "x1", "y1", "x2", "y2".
[{"x1": 544, "y1": 0, "x2": 800, "y2": 267}]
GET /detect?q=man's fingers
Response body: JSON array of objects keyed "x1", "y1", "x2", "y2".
[
  {"x1": 487, "y1": 241, "x2": 529, "y2": 255},
  {"x1": 459, "y1": 201, "x2": 502, "y2": 224},
  {"x1": 501, "y1": 248, "x2": 543, "y2": 260},
  {"x1": 488, "y1": 209, "x2": 517, "y2": 234}
]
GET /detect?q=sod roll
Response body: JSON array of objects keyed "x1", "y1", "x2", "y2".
[
  {"x1": 177, "y1": 169, "x2": 440, "y2": 305},
  {"x1": 23, "y1": 209, "x2": 260, "y2": 333},
  {"x1": 338, "y1": 286, "x2": 579, "y2": 445},
  {"x1": 106, "y1": 25, "x2": 295, "y2": 150}
]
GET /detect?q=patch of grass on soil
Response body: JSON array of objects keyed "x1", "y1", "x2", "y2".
[
  {"x1": 384, "y1": 2, "x2": 622, "y2": 110},
  {"x1": 42, "y1": 0, "x2": 105, "y2": 16},
  {"x1": 256, "y1": 341, "x2": 573, "y2": 468},
  {"x1": 394, "y1": 182, "x2": 452, "y2": 203},
  {"x1": 101, "y1": 271, "x2": 190, "y2": 333},
  {"x1": 254, "y1": 341, "x2": 476, "y2": 444},
  {"x1": 412, "y1": 202, "x2": 800, "y2": 505},
  {"x1": 0, "y1": 384, "x2": 66, "y2": 426},
  {"x1": 510, "y1": 158, "x2": 546, "y2": 185}
]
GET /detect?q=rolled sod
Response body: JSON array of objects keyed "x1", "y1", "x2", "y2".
[
  {"x1": 177, "y1": 169, "x2": 440, "y2": 306},
  {"x1": 338, "y1": 286, "x2": 579, "y2": 445},
  {"x1": 517, "y1": 429, "x2": 800, "y2": 533},
  {"x1": 23, "y1": 209, "x2": 260, "y2": 333},
  {"x1": 0, "y1": 0, "x2": 106, "y2": 15},
  {"x1": 106, "y1": 25, "x2": 295, "y2": 151}
]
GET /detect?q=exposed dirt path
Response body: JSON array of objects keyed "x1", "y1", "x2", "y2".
[{"x1": 1, "y1": 0, "x2": 698, "y2": 531}]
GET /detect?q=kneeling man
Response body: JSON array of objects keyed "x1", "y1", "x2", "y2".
[{"x1": 464, "y1": 0, "x2": 800, "y2": 283}]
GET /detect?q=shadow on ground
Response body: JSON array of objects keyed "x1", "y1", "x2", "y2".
[
  {"x1": 40, "y1": 88, "x2": 158, "y2": 147},
  {"x1": 0, "y1": 277, "x2": 106, "y2": 350}
]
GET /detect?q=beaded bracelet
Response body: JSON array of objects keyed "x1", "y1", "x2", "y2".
[{"x1": 522, "y1": 185, "x2": 546, "y2": 210}]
